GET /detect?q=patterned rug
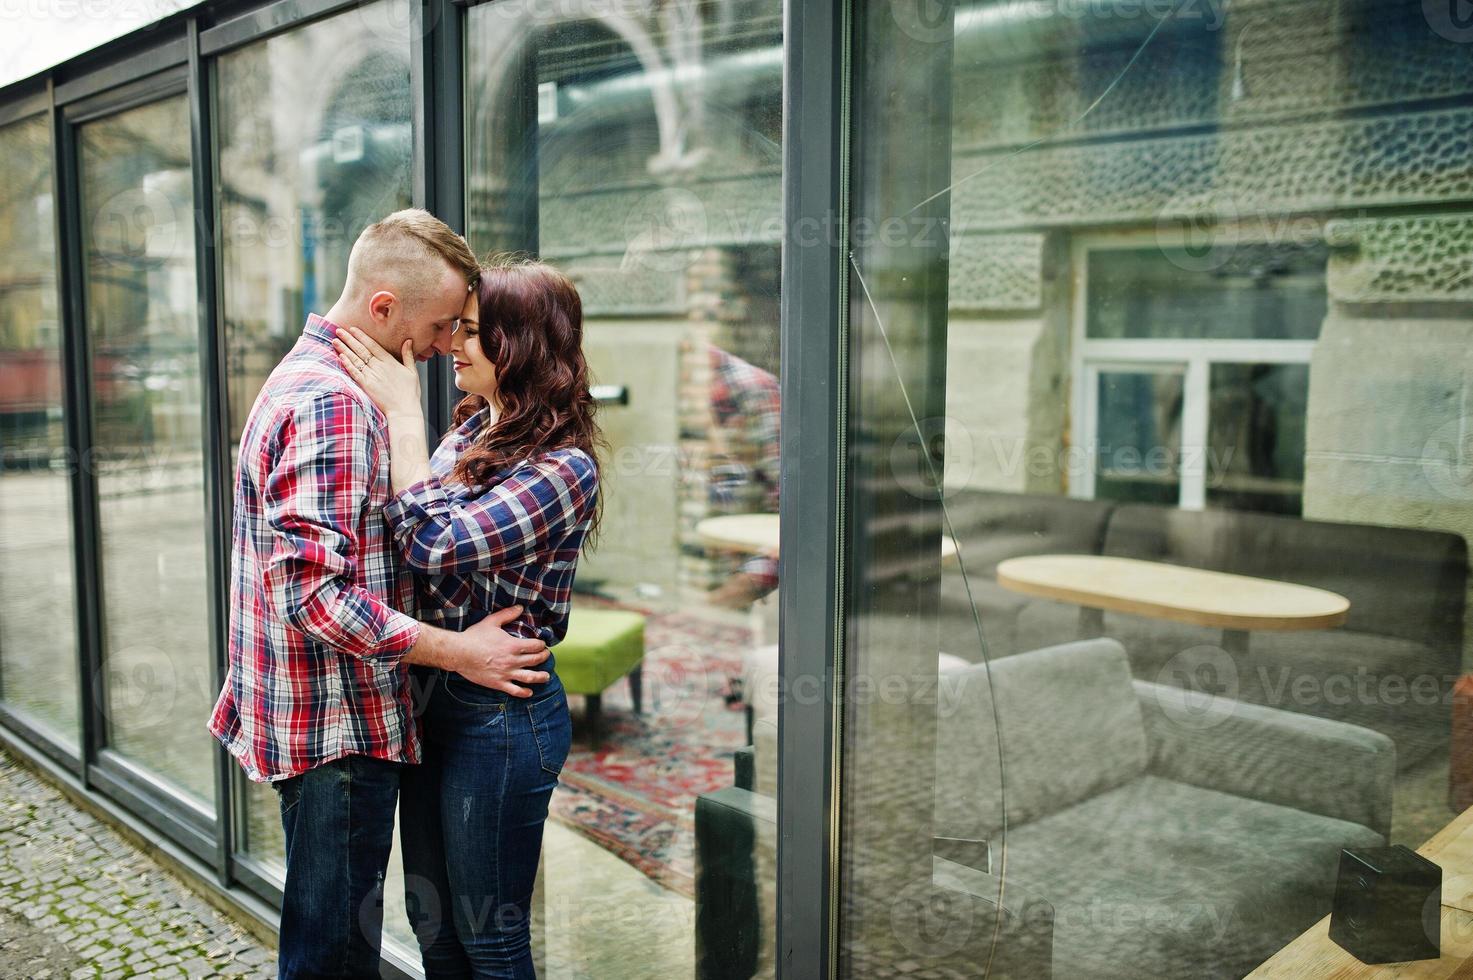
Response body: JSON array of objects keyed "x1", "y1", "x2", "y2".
[{"x1": 549, "y1": 605, "x2": 753, "y2": 899}]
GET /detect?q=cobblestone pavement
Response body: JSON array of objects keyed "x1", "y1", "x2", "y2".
[{"x1": 0, "y1": 750, "x2": 276, "y2": 979}]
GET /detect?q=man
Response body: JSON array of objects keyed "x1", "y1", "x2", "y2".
[
  {"x1": 208, "y1": 210, "x2": 548, "y2": 978},
  {"x1": 706, "y1": 343, "x2": 782, "y2": 609}
]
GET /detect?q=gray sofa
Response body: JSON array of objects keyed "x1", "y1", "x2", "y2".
[
  {"x1": 935, "y1": 637, "x2": 1394, "y2": 979},
  {"x1": 939, "y1": 491, "x2": 1467, "y2": 769},
  {"x1": 696, "y1": 637, "x2": 1394, "y2": 979},
  {"x1": 695, "y1": 713, "x2": 1055, "y2": 980}
]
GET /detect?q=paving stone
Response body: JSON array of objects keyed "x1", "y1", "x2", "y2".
[{"x1": 0, "y1": 752, "x2": 275, "y2": 979}]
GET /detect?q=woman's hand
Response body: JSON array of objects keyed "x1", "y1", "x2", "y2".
[
  {"x1": 333, "y1": 324, "x2": 423, "y2": 418},
  {"x1": 333, "y1": 324, "x2": 433, "y2": 492}
]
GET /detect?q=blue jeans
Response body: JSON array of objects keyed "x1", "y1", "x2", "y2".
[
  {"x1": 274, "y1": 753, "x2": 402, "y2": 979},
  {"x1": 401, "y1": 668, "x2": 572, "y2": 979}
]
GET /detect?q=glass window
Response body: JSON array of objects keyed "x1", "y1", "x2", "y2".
[
  {"x1": 1206, "y1": 362, "x2": 1308, "y2": 515},
  {"x1": 78, "y1": 93, "x2": 213, "y2": 808},
  {"x1": 1086, "y1": 243, "x2": 1328, "y2": 342},
  {"x1": 465, "y1": 0, "x2": 782, "y2": 972},
  {"x1": 216, "y1": 0, "x2": 414, "y2": 445},
  {"x1": 214, "y1": 0, "x2": 417, "y2": 948},
  {"x1": 1094, "y1": 368, "x2": 1184, "y2": 506},
  {"x1": 844, "y1": 0, "x2": 1473, "y2": 976},
  {"x1": 0, "y1": 113, "x2": 80, "y2": 749}
]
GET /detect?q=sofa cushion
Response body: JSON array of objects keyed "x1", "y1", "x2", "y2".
[
  {"x1": 1100, "y1": 610, "x2": 1450, "y2": 768},
  {"x1": 935, "y1": 638, "x2": 1147, "y2": 841},
  {"x1": 1005, "y1": 774, "x2": 1384, "y2": 980},
  {"x1": 944, "y1": 489, "x2": 1115, "y2": 578}
]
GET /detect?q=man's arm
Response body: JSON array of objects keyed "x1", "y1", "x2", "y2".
[
  {"x1": 262, "y1": 392, "x2": 549, "y2": 694},
  {"x1": 403, "y1": 606, "x2": 551, "y2": 697},
  {"x1": 262, "y1": 392, "x2": 422, "y2": 665}
]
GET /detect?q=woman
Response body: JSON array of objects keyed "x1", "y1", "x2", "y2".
[{"x1": 333, "y1": 255, "x2": 601, "y2": 978}]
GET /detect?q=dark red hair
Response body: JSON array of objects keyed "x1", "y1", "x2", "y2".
[{"x1": 449, "y1": 255, "x2": 604, "y2": 539}]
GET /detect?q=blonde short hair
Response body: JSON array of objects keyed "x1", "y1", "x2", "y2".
[{"x1": 344, "y1": 209, "x2": 479, "y2": 313}]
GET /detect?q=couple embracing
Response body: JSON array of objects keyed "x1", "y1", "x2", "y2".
[{"x1": 208, "y1": 209, "x2": 600, "y2": 979}]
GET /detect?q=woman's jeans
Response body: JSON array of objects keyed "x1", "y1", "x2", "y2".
[
  {"x1": 401, "y1": 668, "x2": 573, "y2": 979},
  {"x1": 274, "y1": 754, "x2": 402, "y2": 979}
]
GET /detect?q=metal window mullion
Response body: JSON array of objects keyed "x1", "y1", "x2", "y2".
[
  {"x1": 1179, "y1": 357, "x2": 1211, "y2": 510},
  {"x1": 776, "y1": 0, "x2": 849, "y2": 975},
  {"x1": 188, "y1": 15, "x2": 235, "y2": 887},
  {"x1": 199, "y1": 0, "x2": 363, "y2": 57},
  {"x1": 1076, "y1": 363, "x2": 1101, "y2": 500},
  {"x1": 1082, "y1": 338, "x2": 1318, "y2": 363},
  {"x1": 53, "y1": 38, "x2": 190, "y2": 107},
  {"x1": 415, "y1": 0, "x2": 465, "y2": 439},
  {"x1": 52, "y1": 84, "x2": 106, "y2": 781}
]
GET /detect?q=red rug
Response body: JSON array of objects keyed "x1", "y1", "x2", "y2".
[{"x1": 548, "y1": 606, "x2": 752, "y2": 899}]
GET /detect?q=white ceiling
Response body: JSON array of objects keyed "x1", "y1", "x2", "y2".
[{"x1": 0, "y1": 1, "x2": 199, "y2": 91}]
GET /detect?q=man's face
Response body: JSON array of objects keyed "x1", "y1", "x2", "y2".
[{"x1": 393, "y1": 265, "x2": 471, "y2": 361}]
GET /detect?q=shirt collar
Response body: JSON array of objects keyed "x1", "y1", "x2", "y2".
[{"x1": 303, "y1": 314, "x2": 341, "y2": 347}]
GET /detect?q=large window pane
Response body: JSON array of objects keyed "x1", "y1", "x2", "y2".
[
  {"x1": 845, "y1": 0, "x2": 1473, "y2": 977},
  {"x1": 466, "y1": 1, "x2": 782, "y2": 973},
  {"x1": 79, "y1": 94, "x2": 212, "y2": 807},
  {"x1": 0, "y1": 113, "x2": 79, "y2": 748},
  {"x1": 217, "y1": 0, "x2": 413, "y2": 445},
  {"x1": 214, "y1": 0, "x2": 417, "y2": 945}
]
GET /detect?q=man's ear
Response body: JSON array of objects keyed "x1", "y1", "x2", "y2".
[{"x1": 368, "y1": 290, "x2": 397, "y2": 324}]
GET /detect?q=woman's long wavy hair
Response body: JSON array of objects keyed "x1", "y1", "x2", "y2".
[{"x1": 449, "y1": 254, "x2": 604, "y2": 542}]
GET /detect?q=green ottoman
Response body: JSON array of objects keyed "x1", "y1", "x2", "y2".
[{"x1": 555, "y1": 608, "x2": 646, "y2": 749}]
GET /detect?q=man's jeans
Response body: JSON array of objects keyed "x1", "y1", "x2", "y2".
[
  {"x1": 274, "y1": 754, "x2": 402, "y2": 979},
  {"x1": 401, "y1": 668, "x2": 572, "y2": 979}
]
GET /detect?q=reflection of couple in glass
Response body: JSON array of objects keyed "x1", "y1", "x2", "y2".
[{"x1": 207, "y1": 209, "x2": 602, "y2": 978}]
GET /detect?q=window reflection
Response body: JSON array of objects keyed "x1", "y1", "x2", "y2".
[
  {"x1": 848, "y1": 0, "x2": 1473, "y2": 976},
  {"x1": 216, "y1": 0, "x2": 413, "y2": 446},
  {"x1": 79, "y1": 94, "x2": 213, "y2": 807},
  {"x1": 0, "y1": 114, "x2": 79, "y2": 748},
  {"x1": 214, "y1": 0, "x2": 418, "y2": 949},
  {"x1": 466, "y1": 1, "x2": 783, "y2": 973}
]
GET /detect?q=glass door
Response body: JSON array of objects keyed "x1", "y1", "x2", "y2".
[
  {"x1": 0, "y1": 109, "x2": 81, "y2": 756},
  {"x1": 462, "y1": 1, "x2": 783, "y2": 974},
  {"x1": 72, "y1": 87, "x2": 215, "y2": 819}
]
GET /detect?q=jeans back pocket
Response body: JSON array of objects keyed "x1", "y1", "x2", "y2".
[{"x1": 527, "y1": 688, "x2": 572, "y2": 776}]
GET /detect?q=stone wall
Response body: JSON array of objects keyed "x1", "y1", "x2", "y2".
[{"x1": 1306, "y1": 212, "x2": 1473, "y2": 665}]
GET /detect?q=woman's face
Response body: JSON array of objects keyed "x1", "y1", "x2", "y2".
[{"x1": 449, "y1": 290, "x2": 499, "y2": 403}]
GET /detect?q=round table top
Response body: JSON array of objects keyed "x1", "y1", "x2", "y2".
[
  {"x1": 695, "y1": 513, "x2": 959, "y2": 564},
  {"x1": 995, "y1": 554, "x2": 1350, "y2": 632}
]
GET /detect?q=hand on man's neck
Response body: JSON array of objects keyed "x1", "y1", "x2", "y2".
[{"x1": 322, "y1": 299, "x2": 393, "y2": 354}]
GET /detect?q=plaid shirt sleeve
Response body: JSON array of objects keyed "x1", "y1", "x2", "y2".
[
  {"x1": 262, "y1": 392, "x2": 422, "y2": 664},
  {"x1": 384, "y1": 451, "x2": 597, "y2": 575}
]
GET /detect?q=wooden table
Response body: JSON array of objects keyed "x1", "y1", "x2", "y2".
[
  {"x1": 995, "y1": 554, "x2": 1350, "y2": 659},
  {"x1": 696, "y1": 513, "x2": 959, "y2": 565},
  {"x1": 1248, "y1": 805, "x2": 1473, "y2": 977}
]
